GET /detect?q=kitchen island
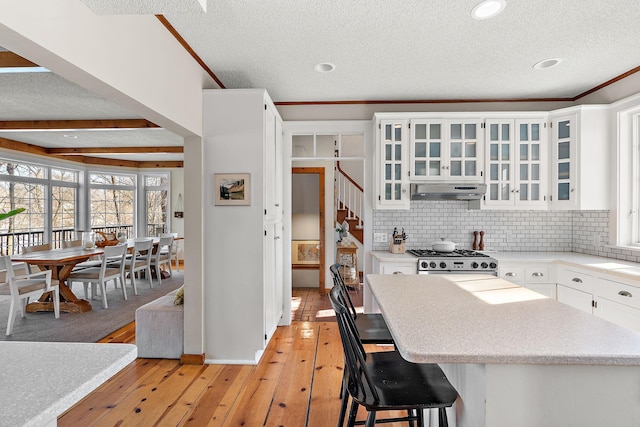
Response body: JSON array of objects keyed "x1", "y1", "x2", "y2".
[
  {"x1": 0, "y1": 341, "x2": 136, "y2": 427},
  {"x1": 367, "y1": 273, "x2": 640, "y2": 427}
]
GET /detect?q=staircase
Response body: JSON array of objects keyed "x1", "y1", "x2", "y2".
[{"x1": 335, "y1": 162, "x2": 364, "y2": 244}]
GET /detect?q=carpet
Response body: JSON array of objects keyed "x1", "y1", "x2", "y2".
[{"x1": 0, "y1": 273, "x2": 183, "y2": 343}]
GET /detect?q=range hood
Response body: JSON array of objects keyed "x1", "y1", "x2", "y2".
[{"x1": 411, "y1": 182, "x2": 486, "y2": 209}]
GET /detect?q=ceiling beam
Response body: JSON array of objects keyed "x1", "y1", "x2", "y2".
[
  {"x1": 47, "y1": 146, "x2": 183, "y2": 155},
  {"x1": 0, "y1": 136, "x2": 182, "y2": 168},
  {"x1": 0, "y1": 119, "x2": 160, "y2": 131},
  {"x1": 0, "y1": 51, "x2": 38, "y2": 68}
]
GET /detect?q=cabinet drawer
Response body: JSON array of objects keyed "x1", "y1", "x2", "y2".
[
  {"x1": 595, "y1": 278, "x2": 640, "y2": 310},
  {"x1": 381, "y1": 264, "x2": 416, "y2": 275},
  {"x1": 499, "y1": 267, "x2": 524, "y2": 285},
  {"x1": 557, "y1": 268, "x2": 594, "y2": 293},
  {"x1": 594, "y1": 298, "x2": 640, "y2": 333},
  {"x1": 525, "y1": 266, "x2": 550, "y2": 284}
]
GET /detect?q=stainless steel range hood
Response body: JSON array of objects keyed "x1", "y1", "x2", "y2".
[{"x1": 410, "y1": 183, "x2": 486, "y2": 209}]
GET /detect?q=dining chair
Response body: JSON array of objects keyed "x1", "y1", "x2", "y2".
[
  {"x1": 0, "y1": 255, "x2": 59, "y2": 335},
  {"x1": 329, "y1": 286, "x2": 458, "y2": 427},
  {"x1": 66, "y1": 244, "x2": 128, "y2": 309},
  {"x1": 159, "y1": 232, "x2": 180, "y2": 271},
  {"x1": 22, "y1": 243, "x2": 51, "y2": 253},
  {"x1": 110, "y1": 239, "x2": 153, "y2": 295},
  {"x1": 62, "y1": 239, "x2": 102, "y2": 276},
  {"x1": 330, "y1": 263, "x2": 394, "y2": 345},
  {"x1": 141, "y1": 235, "x2": 174, "y2": 286}
]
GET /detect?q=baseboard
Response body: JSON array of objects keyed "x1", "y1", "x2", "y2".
[{"x1": 180, "y1": 353, "x2": 205, "y2": 365}]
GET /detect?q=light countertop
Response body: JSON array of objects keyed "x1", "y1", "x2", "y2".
[
  {"x1": 0, "y1": 341, "x2": 136, "y2": 427},
  {"x1": 367, "y1": 273, "x2": 640, "y2": 365}
]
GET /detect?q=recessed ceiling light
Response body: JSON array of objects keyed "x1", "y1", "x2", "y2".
[
  {"x1": 314, "y1": 62, "x2": 335, "y2": 73},
  {"x1": 471, "y1": 0, "x2": 506, "y2": 20},
  {"x1": 533, "y1": 58, "x2": 562, "y2": 70}
]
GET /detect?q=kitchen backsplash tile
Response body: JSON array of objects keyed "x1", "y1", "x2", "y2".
[{"x1": 373, "y1": 202, "x2": 640, "y2": 263}]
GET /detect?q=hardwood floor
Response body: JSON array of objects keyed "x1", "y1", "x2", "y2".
[{"x1": 60, "y1": 286, "x2": 412, "y2": 427}]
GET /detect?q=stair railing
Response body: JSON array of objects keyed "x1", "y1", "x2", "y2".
[{"x1": 336, "y1": 162, "x2": 363, "y2": 229}]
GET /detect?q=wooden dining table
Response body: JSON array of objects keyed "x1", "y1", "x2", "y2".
[{"x1": 12, "y1": 246, "x2": 105, "y2": 313}]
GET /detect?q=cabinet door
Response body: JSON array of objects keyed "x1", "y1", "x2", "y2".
[
  {"x1": 410, "y1": 119, "x2": 482, "y2": 181},
  {"x1": 594, "y1": 298, "x2": 640, "y2": 333},
  {"x1": 557, "y1": 284, "x2": 593, "y2": 314},
  {"x1": 378, "y1": 120, "x2": 409, "y2": 208},
  {"x1": 525, "y1": 283, "x2": 556, "y2": 299},
  {"x1": 550, "y1": 115, "x2": 576, "y2": 207},
  {"x1": 485, "y1": 120, "x2": 514, "y2": 205},
  {"x1": 515, "y1": 119, "x2": 547, "y2": 206},
  {"x1": 264, "y1": 103, "x2": 277, "y2": 221}
]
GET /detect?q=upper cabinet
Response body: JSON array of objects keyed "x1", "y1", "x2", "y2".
[
  {"x1": 409, "y1": 119, "x2": 483, "y2": 182},
  {"x1": 549, "y1": 106, "x2": 609, "y2": 210},
  {"x1": 374, "y1": 117, "x2": 410, "y2": 209},
  {"x1": 484, "y1": 117, "x2": 547, "y2": 208}
]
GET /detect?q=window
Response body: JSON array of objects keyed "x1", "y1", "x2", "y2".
[
  {"x1": 616, "y1": 106, "x2": 640, "y2": 247},
  {"x1": 51, "y1": 168, "x2": 79, "y2": 248},
  {"x1": 89, "y1": 172, "x2": 135, "y2": 237},
  {"x1": 144, "y1": 174, "x2": 169, "y2": 236}
]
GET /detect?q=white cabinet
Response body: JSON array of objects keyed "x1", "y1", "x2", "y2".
[
  {"x1": 499, "y1": 261, "x2": 555, "y2": 298},
  {"x1": 367, "y1": 253, "x2": 417, "y2": 312},
  {"x1": 375, "y1": 117, "x2": 410, "y2": 209},
  {"x1": 594, "y1": 277, "x2": 640, "y2": 332},
  {"x1": 549, "y1": 106, "x2": 609, "y2": 210},
  {"x1": 202, "y1": 89, "x2": 284, "y2": 363},
  {"x1": 409, "y1": 119, "x2": 483, "y2": 182},
  {"x1": 484, "y1": 118, "x2": 547, "y2": 208},
  {"x1": 556, "y1": 266, "x2": 595, "y2": 313}
]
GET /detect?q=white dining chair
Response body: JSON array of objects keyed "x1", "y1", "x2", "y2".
[
  {"x1": 110, "y1": 239, "x2": 153, "y2": 295},
  {"x1": 160, "y1": 233, "x2": 180, "y2": 271},
  {"x1": 0, "y1": 255, "x2": 59, "y2": 335},
  {"x1": 66, "y1": 243, "x2": 128, "y2": 309},
  {"x1": 141, "y1": 235, "x2": 174, "y2": 286}
]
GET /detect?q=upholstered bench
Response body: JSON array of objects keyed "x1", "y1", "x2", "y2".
[{"x1": 135, "y1": 288, "x2": 183, "y2": 359}]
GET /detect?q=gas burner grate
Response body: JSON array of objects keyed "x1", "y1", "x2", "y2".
[{"x1": 407, "y1": 249, "x2": 490, "y2": 258}]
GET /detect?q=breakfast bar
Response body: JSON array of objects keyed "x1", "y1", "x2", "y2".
[{"x1": 367, "y1": 274, "x2": 640, "y2": 427}]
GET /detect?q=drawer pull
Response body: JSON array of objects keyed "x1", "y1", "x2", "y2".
[
  {"x1": 531, "y1": 272, "x2": 544, "y2": 277},
  {"x1": 618, "y1": 290, "x2": 633, "y2": 298},
  {"x1": 571, "y1": 277, "x2": 583, "y2": 283},
  {"x1": 393, "y1": 271, "x2": 404, "y2": 275},
  {"x1": 505, "y1": 272, "x2": 517, "y2": 277}
]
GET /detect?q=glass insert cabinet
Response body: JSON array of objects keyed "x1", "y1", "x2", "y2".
[{"x1": 409, "y1": 119, "x2": 483, "y2": 181}]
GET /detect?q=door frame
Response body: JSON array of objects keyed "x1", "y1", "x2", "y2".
[{"x1": 292, "y1": 167, "x2": 325, "y2": 294}]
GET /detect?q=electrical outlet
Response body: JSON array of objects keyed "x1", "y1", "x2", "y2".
[{"x1": 374, "y1": 233, "x2": 388, "y2": 243}]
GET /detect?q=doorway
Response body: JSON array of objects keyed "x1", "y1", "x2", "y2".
[{"x1": 291, "y1": 167, "x2": 325, "y2": 294}]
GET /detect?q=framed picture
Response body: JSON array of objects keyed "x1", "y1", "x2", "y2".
[
  {"x1": 214, "y1": 173, "x2": 250, "y2": 206},
  {"x1": 291, "y1": 240, "x2": 320, "y2": 265}
]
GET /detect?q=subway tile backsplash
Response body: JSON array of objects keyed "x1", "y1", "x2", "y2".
[{"x1": 372, "y1": 201, "x2": 640, "y2": 263}]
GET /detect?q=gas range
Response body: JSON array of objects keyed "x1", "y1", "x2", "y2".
[{"x1": 406, "y1": 249, "x2": 498, "y2": 274}]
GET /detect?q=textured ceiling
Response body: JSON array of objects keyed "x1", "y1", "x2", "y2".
[{"x1": 3, "y1": 0, "x2": 640, "y2": 165}]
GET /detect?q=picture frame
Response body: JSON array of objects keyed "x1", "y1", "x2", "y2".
[
  {"x1": 214, "y1": 173, "x2": 250, "y2": 206},
  {"x1": 291, "y1": 240, "x2": 320, "y2": 265}
]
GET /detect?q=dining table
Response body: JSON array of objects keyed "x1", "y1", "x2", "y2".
[
  {"x1": 11, "y1": 236, "x2": 183, "y2": 314},
  {"x1": 12, "y1": 246, "x2": 105, "y2": 313}
]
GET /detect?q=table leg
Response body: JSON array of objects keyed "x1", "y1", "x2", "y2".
[{"x1": 25, "y1": 263, "x2": 92, "y2": 313}]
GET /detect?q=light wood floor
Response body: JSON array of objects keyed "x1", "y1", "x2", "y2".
[{"x1": 58, "y1": 286, "x2": 411, "y2": 427}]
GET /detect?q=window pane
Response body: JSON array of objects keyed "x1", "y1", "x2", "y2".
[
  {"x1": 558, "y1": 120, "x2": 570, "y2": 139},
  {"x1": 520, "y1": 124, "x2": 529, "y2": 141},
  {"x1": 501, "y1": 124, "x2": 510, "y2": 141},
  {"x1": 450, "y1": 160, "x2": 462, "y2": 176},
  {"x1": 292, "y1": 134, "x2": 314, "y2": 157},
  {"x1": 531, "y1": 184, "x2": 540, "y2": 200},
  {"x1": 51, "y1": 168, "x2": 78, "y2": 183},
  {"x1": 385, "y1": 164, "x2": 391, "y2": 180},
  {"x1": 531, "y1": 124, "x2": 540, "y2": 141},
  {"x1": 429, "y1": 161, "x2": 441, "y2": 176},
  {"x1": 490, "y1": 164, "x2": 498, "y2": 180},
  {"x1": 450, "y1": 142, "x2": 462, "y2": 158},
  {"x1": 465, "y1": 123, "x2": 476, "y2": 139},
  {"x1": 450, "y1": 124, "x2": 461, "y2": 139},
  {"x1": 531, "y1": 164, "x2": 540, "y2": 180},
  {"x1": 520, "y1": 164, "x2": 528, "y2": 180},
  {"x1": 415, "y1": 142, "x2": 427, "y2": 158},
  {"x1": 531, "y1": 144, "x2": 540, "y2": 161},
  {"x1": 465, "y1": 160, "x2": 476, "y2": 176},
  {"x1": 490, "y1": 144, "x2": 499, "y2": 161},
  {"x1": 501, "y1": 144, "x2": 510, "y2": 161},
  {"x1": 520, "y1": 144, "x2": 528, "y2": 161},
  {"x1": 465, "y1": 142, "x2": 476, "y2": 158},
  {"x1": 501, "y1": 183, "x2": 510, "y2": 200},
  {"x1": 147, "y1": 189, "x2": 168, "y2": 236},
  {"x1": 394, "y1": 164, "x2": 401, "y2": 180},
  {"x1": 501, "y1": 164, "x2": 510, "y2": 181},
  {"x1": 558, "y1": 142, "x2": 570, "y2": 160},
  {"x1": 385, "y1": 144, "x2": 392, "y2": 161},
  {"x1": 490, "y1": 124, "x2": 498, "y2": 141},
  {"x1": 558, "y1": 162, "x2": 570, "y2": 180},
  {"x1": 395, "y1": 144, "x2": 402, "y2": 160},
  {"x1": 520, "y1": 184, "x2": 528, "y2": 201},
  {"x1": 394, "y1": 184, "x2": 401, "y2": 200},
  {"x1": 385, "y1": 124, "x2": 392, "y2": 141},
  {"x1": 394, "y1": 125, "x2": 402, "y2": 141},
  {"x1": 0, "y1": 161, "x2": 46, "y2": 179},
  {"x1": 429, "y1": 142, "x2": 441, "y2": 158},
  {"x1": 415, "y1": 161, "x2": 426, "y2": 176},
  {"x1": 430, "y1": 124, "x2": 441, "y2": 139},
  {"x1": 385, "y1": 183, "x2": 391, "y2": 200},
  {"x1": 415, "y1": 124, "x2": 426, "y2": 140},
  {"x1": 558, "y1": 183, "x2": 570, "y2": 200},
  {"x1": 490, "y1": 183, "x2": 498, "y2": 200}
]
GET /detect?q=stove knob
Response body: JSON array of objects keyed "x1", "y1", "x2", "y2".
[
  {"x1": 439, "y1": 262, "x2": 447, "y2": 269},
  {"x1": 421, "y1": 261, "x2": 428, "y2": 269},
  {"x1": 430, "y1": 262, "x2": 437, "y2": 269},
  {"x1": 490, "y1": 262, "x2": 497, "y2": 269},
  {"x1": 481, "y1": 262, "x2": 489, "y2": 269},
  {"x1": 471, "y1": 262, "x2": 479, "y2": 269}
]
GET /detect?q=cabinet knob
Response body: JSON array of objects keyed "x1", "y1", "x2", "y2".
[
  {"x1": 572, "y1": 277, "x2": 583, "y2": 283},
  {"x1": 393, "y1": 271, "x2": 404, "y2": 275},
  {"x1": 618, "y1": 290, "x2": 633, "y2": 298},
  {"x1": 531, "y1": 272, "x2": 544, "y2": 277},
  {"x1": 505, "y1": 272, "x2": 517, "y2": 277}
]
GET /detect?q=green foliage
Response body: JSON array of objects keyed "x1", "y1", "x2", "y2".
[{"x1": 0, "y1": 208, "x2": 25, "y2": 221}]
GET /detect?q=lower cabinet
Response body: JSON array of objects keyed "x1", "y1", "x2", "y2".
[
  {"x1": 499, "y1": 262, "x2": 556, "y2": 299},
  {"x1": 367, "y1": 254, "x2": 417, "y2": 313},
  {"x1": 556, "y1": 284, "x2": 593, "y2": 314}
]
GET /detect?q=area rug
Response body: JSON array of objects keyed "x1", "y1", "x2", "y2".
[{"x1": 0, "y1": 273, "x2": 183, "y2": 343}]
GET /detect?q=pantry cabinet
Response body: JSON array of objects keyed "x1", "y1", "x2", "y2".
[
  {"x1": 409, "y1": 119, "x2": 483, "y2": 182},
  {"x1": 549, "y1": 106, "x2": 609, "y2": 210}
]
